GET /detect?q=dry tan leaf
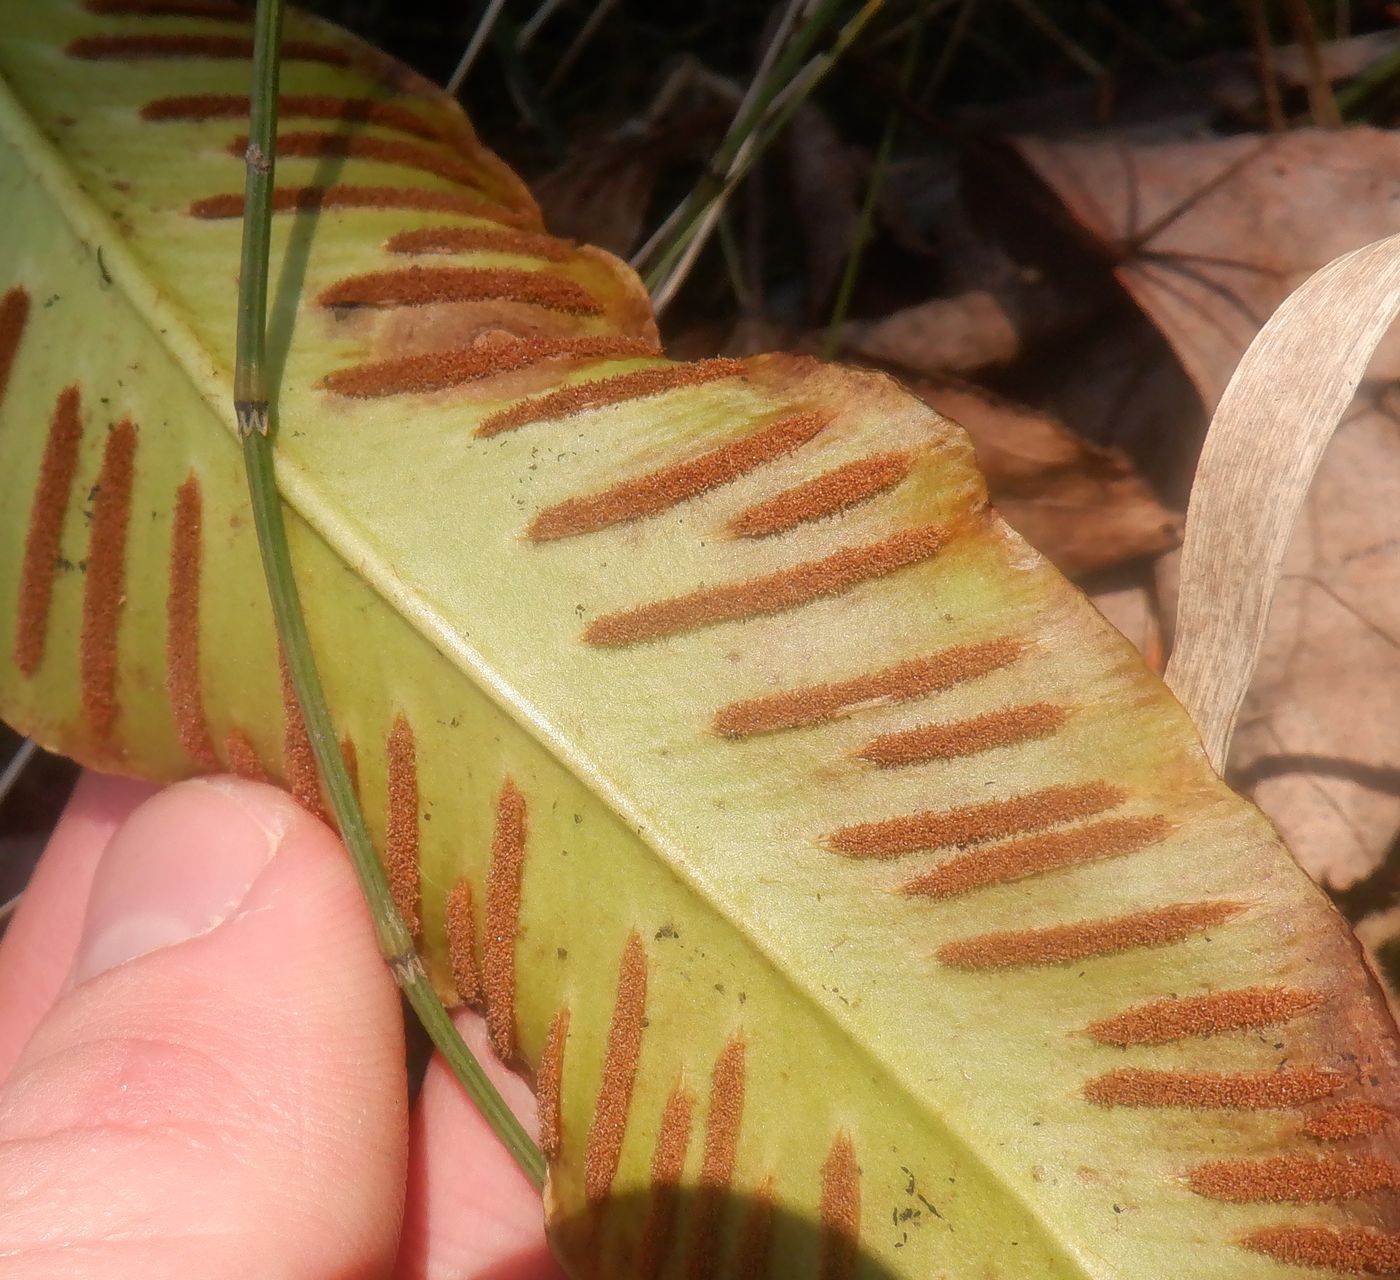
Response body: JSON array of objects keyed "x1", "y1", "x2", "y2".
[
  {"x1": 1164, "y1": 232, "x2": 1400, "y2": 770},
  {"x1": 842, "y1": 290, "x2": 1022, "y2": 375},
  {"x1": 1089, "y1": 577, "x2": 1163, "y2": 668},
  {"x1": 1230, "y1": 401, "x2": 1400, "y2": 891},
  {"x1": 1018, "y1": 128, "x2": 1400, "y2": 409},
  {"x1": 906, "y1": 377, "x2": 1181, "y2": 576}
]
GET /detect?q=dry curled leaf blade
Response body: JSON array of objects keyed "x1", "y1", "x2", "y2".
[
  {"x1": 1166, "y1": 231, "x2": 1400, "y2": 771},
  {"x1": 1231, "y1": 400, "x2": 1400, "y2": 893},
  {"x1": 4, "y1": 4, "x2": 1400, "y2": 1277}
]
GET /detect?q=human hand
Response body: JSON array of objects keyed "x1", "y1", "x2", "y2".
[{"x1": 0, "y1": 772, "x2": 565, "y2": 1279}]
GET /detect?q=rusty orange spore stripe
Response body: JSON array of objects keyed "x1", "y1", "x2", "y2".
[
  {"x1": 537, "y1": 1006, "x2": 570, "y2": 1160},
  {"x1": 714, "y1": 638, "x2": 1024, "y2": 738},
  {"x1": 80, "y1": 420, "x2": 138, "y2": 742},
  {"x1": 323, "y1": 335, "x2": 657, "y2": 398},
  {"x1": 319, "y1": 266, "x2": 602, "y2": 315},
  {"x1": 829, "y1": 781, "x2": 1125, "y2": 860},
  {"x1": 639, "y1": 1082, "x2": 695, "y2": 1280},
  {"x1": 584, "y1": 932, "x2": 648, "y2": 1206},
  {"x1": 476, "y1": 359, "x2": 745, "y2": 437},
  {"x1": 484, "y1": 778, "x2": 526, "y2": 1061},
  {"x1": 230, "y1": 131, "x2": 482, "y2": 188},
  {"x1": 902, "y1": 815, "x2": 1170, "y2": 899},
  {"x1": 733, "y1": 1179, "x2": 776, "y2": 1280},
  {"x1": 68, "y1": 34, "x2": 350, "y2": 64},
  {"x1": 936, "y1": 901, "x2": 1244, "y2": 970},
  {"x1": 729, "y1": 451, "x2": 915, "y2": 538},
  {"x1": 339, "y1": 734, "x2": 361, "y2": 798},
  {"x1": 387, "y1": 224, "x2": 572, "y2": 260},
  {"x1": 15, "y1": 387, "x2": 83, "y2": 677},
  {"x1": 190, "y1": 185, "x2": 540, "y2": 228},
  {"x1": 385, "y1": 716, "x2": 421, "y2": 935},
  {"x1": 1086, "y1": 1067, "x2": 1344, "y2": 1110},
  {"x1": 85, "y1": 0, "x2": 250, "y2": 16},
  {"x1": 166, "y1": 475, "x2": 218, "y2": 768},
  {"x1": 0, "y1": 287, "x2": 31, "y2": 407},
  {"x1": 225, "y1": 728, "x2": 270, "y2": 781},
  {"x1": 529, "y1": 411, "x2": 829, "y2": 542},
  {"x1": 446, "y1": 879, "x2": 482, "y2": 1005},
  {"x1": 278, "y1": 653, "x2": 323, "y2": 817},
  {"x1": 144, "y1": 93, "x2": 444, "y2": 141},
  {"x1": 1303, "y1": 1101, "x2": 1394, "y2": 1141},
  {"x1": 687, "y1": 1036, "x2": 748, "y2": 1280},
  {"x1": 857, "y1": 703, "x2": 1070, "y2": 767},
  {"x1": 585, "y1": 523, "x2": 956, "y2": 648},
  {"x1": 820, "y1": 1133, "x2": 860, "y2": 1280},
  {"x1": 1244, "y1": 1226, "x2": 1400, "y2": 1274},
  {"x1": 1189, "y1": 1155, "x2": 1400, "y2": 1203},
  {"x1": 1086, "y1": 987, "x2": 1324, "y2": 1047}
]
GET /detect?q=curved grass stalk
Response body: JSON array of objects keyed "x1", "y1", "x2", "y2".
[{"x1": 234, "y1": 0, "x2": 544, "y2": 1190}]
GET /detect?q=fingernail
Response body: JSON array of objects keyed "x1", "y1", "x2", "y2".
[{"x1": 71, "y1": 778, "x2": 298, "y2": 985}]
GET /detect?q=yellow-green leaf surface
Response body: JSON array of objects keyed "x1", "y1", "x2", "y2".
[{"x1": 3, "y1": 4, "x2": 1400, "y2": 1276}]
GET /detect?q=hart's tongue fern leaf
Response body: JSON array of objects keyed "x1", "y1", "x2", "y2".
[{"x1": 3, "y1": 4, "x2": 1400, "y2": 1276}]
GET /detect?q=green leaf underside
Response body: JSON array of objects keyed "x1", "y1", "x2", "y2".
[{"x1": 3, "y1": 4, "x2": 1400, "y2": 1277}]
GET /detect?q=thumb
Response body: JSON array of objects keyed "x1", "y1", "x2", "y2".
[{"x1": 0, "y1": 777, "x2": 408, "y2": 1280}]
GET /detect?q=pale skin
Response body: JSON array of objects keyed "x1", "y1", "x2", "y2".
[{"x1": 0, "y1": 771, "x2": 566, "y2": 1279}]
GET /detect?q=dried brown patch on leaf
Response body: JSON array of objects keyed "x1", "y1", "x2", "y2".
[{"x1": 80, "y1": 420, "x2": 137, "y2": 742}]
